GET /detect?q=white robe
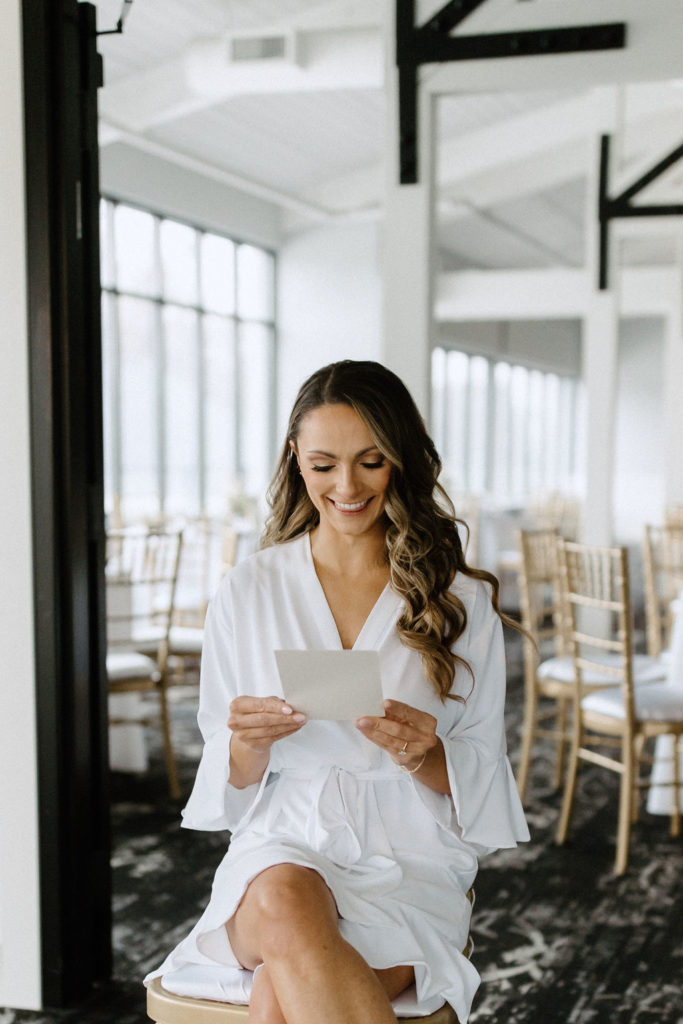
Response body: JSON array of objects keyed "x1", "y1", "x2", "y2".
[{"x1": 145, "y1": 533, "x2": 529, "y2": 1021}]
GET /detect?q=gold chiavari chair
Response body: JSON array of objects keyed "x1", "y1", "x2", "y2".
[
  {"x1": 642, "y1": 524, "x2": 683, "y2": 658},
  {"x1": 452, "y1": 493, "x2": 480, "y2": 566},
  {"x1": 168, "y1": 518, "x2": 238, "y2": 683},
  {"x1": 664, "y1": 505, "x2": 683, "y2": 528},
  {"x1": 106, "y1": 526, "x2": 183, "y2": 799},
  {"x1": 515, "y1": 529, "x2": 666, "y2": 804},
  {"x1": 556, "y1": 542, "x2": 683, "y2": 875},
  {"x1": 146, "y1": 891, "x2": 475, "y2": 1024},
  {"x1": 515, "y1": 529, "x2": 570, "y2": 801}
]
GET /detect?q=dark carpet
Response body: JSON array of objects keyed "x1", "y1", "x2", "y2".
[{"x1": 4, "y1": 633, "x2": 683, "y2": 1023}]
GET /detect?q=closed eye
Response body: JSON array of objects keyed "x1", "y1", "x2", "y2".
[
  {"x1": 311, "y1": 465, "x2": 333, "y2": 472},
  {"x1": 361, "y1": 460, "x2": 386, "y2": 469}
]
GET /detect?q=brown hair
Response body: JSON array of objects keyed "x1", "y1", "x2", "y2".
[{"x1": 261, "y1": 360, "x2": 511, "y2": 701}]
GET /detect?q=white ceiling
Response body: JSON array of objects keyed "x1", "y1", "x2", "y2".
[{"x1": 92, "y1": 0, "x2": 683, "y2": 271}]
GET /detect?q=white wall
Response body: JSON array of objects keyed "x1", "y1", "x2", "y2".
[
  {"x1": 276, "y1": 221, "x2": 382, "y2": 436},
  {"x1": 0, "y1": 0, "x2": 42, "y2": 1010},
  {"x1": 613, "y1": 317, "x2": 666, "y2": 542},
  {"x1": 100, "y1": 142, "x2": 282, "y2": 250},
  {"x1": 437, "y1": 318, "x2": 582, "y2": 375}
]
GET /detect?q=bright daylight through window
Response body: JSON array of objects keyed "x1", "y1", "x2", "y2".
[
  {"x1": 100, "y1": 199, "x2": 276, "y2": 525},
  {"x1": 432, "y1": 346, "x2": 582, "y2": 506}
]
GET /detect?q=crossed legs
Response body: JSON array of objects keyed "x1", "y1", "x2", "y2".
[{"x1": 226, "y1": 864, "x2": 414, "y2": 1024}]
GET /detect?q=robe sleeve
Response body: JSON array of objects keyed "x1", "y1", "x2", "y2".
[
  {"x1": 180, "y1": 580, "x2": 272, "y2": 832},
  {"x1": 435, "y1": 580, "x2": 529, "y2": 853}
]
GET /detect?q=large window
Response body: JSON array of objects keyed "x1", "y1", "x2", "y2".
[
  {"x1": 100, "y1": 200, "x2": 276, "y2": 523},
  {"x1": 431, "y1": 347, "x2": 581, "y2": 504}
]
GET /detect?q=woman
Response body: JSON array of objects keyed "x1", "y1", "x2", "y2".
[{"x1": 145, "y1": 360, "x2": 528, "y2": 1024}]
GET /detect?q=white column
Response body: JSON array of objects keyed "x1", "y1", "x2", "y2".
[
  {"x1": 663, "y1": 255, "x2": 683, "y2": 505},
  {"x1": 379, "y1": 0, "x2": 435, "y2": 419},
  {"x1": 581, "y1": 102, "x2": 620, "y2": 546},
  {"x1": 0, "y1": 0, "x2": 42, "y2": 1011}
]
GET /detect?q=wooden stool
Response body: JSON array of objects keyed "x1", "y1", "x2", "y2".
[{"x1": 146, "y1": 977, "x2": 460, "y2": 1023}]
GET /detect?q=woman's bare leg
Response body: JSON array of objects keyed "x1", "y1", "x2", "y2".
[
  {"x1": 248, "y1": 962, "x2": 415, "y2": 1024},
  {"x1": 227, "y1": 864, "x2": 407, "y2": 1024}
]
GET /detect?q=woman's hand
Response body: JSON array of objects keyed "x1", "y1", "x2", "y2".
[
  {"x1": 355, "y1": 699, "x2": 450, "y2": 793},
  {"x1": 355, "y1": 699, "x2": 438, "y2": 768},
  {"x1": 228, "y1": 696, "x2": 306, "y2": 788}
]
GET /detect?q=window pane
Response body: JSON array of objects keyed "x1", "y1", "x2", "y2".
[
  {"x1": 543, "y1": 373, "x2": 561, "y2": 490},
  {"x1": 163, "y1": 305, "x2": 200, "y2": 516},
  {"x1": 509, "y1": 365, "x2": 529, "y2": 502},
  {"x1": 201, "y1": 234, "x2": 235, "y2": 315},
  {"x1": 431, "y1": 347, "x2": 447, "y2": 457},
  {"x1": 118, "y1": 296, "x2": 159, "y2": 520},
  {"x1": 114, "y1": 205, "x2": 157, "y2": 296},
  {"x1": 491, "y1": 361, "x2": 511, "y2": 499},
  {"x1": 468, "y1": 356, "x2": 489, "y2": 494},
  {"x1": 238, "y1": 322, "x2": 274, "y2": 497},
  {"x1": 203, "y1": 314, "x2": 237, "y2": 517},
  {"x1": 100, "y1": 199, "x2": 115, "y2": 290},
  {"x1": 161, "y1": 220, "x2": 198, "y2": 306},
  {"x1": 236, "y1": 245, "x2": 274, "y2": 320},
  {"x1": 444, "y1": 351, "x2": 468, "y2": 491},
  {"x1": 101, "y1": 291, "x2": 117, "y2": 520},
  {"x1": 527, "y1": 369, "x2": 545, "y2": 496}
]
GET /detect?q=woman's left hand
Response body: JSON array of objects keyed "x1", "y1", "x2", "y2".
[{"x1": 355, "y1": 699, "x2": 438, "y2": 768}]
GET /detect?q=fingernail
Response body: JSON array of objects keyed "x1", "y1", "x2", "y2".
[
  {"x1": 356, "y1": 717, "x2": 370, "y2": 728},
  {"x1": 293, "y1": 713, "x2": 306, "y2": 724},
  {"x1": 281, "y1": 705, "x2": 293, "y2": 715},
  {"x1": 383, "y1": 700, "x2": 392, "y2": 709}
]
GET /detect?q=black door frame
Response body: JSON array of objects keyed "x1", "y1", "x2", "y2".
[{"x1": 22, "y1": 0, "x2": 111, "y2": 1006}]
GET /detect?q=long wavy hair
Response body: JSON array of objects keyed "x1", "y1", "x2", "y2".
[{"x1": 261, "y1": 360, "x2": 512, "y2": 702}]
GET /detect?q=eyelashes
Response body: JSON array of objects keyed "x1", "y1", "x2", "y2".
[{"x1": 311, "y1": 461, "x2": 386, "y2": 473}]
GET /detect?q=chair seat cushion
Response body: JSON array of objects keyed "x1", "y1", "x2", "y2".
[
  {"x1": 169, "y1": 625, "x2": 204, "y2": 655},
  {"x1": 537, "y1": 653, "x2": 667, "y2": 687},
  {"x1": 106, "y1": 650, "x2": 160, "y2": 682},
  {"x1": 582, "y1": 683, "x2": 683, "y2": 722},
  {"x1": 158, "y1": 964, "x2": 447, "y2": 1018}
]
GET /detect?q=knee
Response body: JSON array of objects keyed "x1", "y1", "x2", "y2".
[{"x1": 248, "y1": 865, "x2": 336, "y2": 955}]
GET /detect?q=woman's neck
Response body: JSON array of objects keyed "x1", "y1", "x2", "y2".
[{"x1": 309, "y1": 524, "x2": 388, "y2": 578}]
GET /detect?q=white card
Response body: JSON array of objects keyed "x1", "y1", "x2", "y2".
[{"x1": 274, "y1": 649, "x2": 384, "y2": 721}]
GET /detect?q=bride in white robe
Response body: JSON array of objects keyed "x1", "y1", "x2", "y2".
[{"x1": 145, "y1": 361, "x2": 528, "y2": 1024}]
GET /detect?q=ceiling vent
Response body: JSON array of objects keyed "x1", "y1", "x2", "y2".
[{"x1": 227, "y1": 32, "x2": 300, "y2": 65}]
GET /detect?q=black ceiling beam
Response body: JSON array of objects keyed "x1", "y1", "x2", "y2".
[
  {"x1": 421, "y1": 0, "x2": 488, "y2": 37},
  {"x1": 613, "y1": 139, "x2": 683, "y2": 205},
  {"x1": 599, "y1": 134, "x2": 683, "y2": 290},
  {"x1": 412, "y1": 23, "x2": 626, "y2": 64},
  {"x1": 396, "y1": 0, "x2": 627, "y2": 185}
]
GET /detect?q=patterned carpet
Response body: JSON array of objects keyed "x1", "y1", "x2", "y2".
[{"x1": 4, "y1": 633, "x2": 683, "y2": 1023}]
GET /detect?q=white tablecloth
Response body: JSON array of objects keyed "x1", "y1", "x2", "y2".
[{"x1": 646, "y1": 595, "x2": 683, "y2": 814}]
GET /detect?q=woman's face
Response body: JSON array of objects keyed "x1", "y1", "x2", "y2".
[{"x1": 292, "y1": 403, "x2": 392, "y2": 541}]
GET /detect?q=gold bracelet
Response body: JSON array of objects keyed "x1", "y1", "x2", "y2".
[{"x1": 398, "y1": 751, "x2": 427, "y2": 774}]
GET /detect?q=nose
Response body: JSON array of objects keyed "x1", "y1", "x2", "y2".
[{"x1": 335, "y1": 463, "x2": 362, "y2": 497}]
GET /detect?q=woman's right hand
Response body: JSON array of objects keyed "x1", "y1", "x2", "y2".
[
  {"x1": 228, "y1": 696, "x2": 306, "y2": 753},
  {"x1": 227, "y1": 696, "x2": 306, "y2": 788}
]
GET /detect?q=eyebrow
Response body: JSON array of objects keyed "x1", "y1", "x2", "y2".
[{"x1": 304, "y1": 446, "x2": 382, "y2": 459}]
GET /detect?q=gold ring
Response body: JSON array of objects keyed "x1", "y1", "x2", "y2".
[{"x1": 399, "y1": 740, "x2": 408, "y2": 756}]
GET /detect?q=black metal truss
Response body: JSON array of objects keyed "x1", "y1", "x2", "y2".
[
  {"x1": 599, "y1": 135, "x2": 683, "y2": 289},
  {"x1": 396, "y1": 0, "x2": 627, "y2": 185}
]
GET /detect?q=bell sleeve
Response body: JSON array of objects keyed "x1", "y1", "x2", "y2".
[
  {"x1": 437, "y1": 580, "x2": 529, "y2": 853},
  {"x1": 180, "y1": 580, "x2": 272, "y2": 833}
]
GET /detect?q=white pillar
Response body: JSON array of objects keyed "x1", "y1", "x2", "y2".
[
  {"x1": 583, "y1": 292, "x2": 620, "y2": 545},
  {"x1": 379, "y1": 0, "x2": 435, "y2": 419},
  {"x1": 581, "y1": 105, "x2": 620, "y2": 546},
  {"x1": 663, "y1": 255, "x2": 683, "y2": 505},
  {"x1": 0, "y1": 0, "x2": 42, "y2": 1010}
]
